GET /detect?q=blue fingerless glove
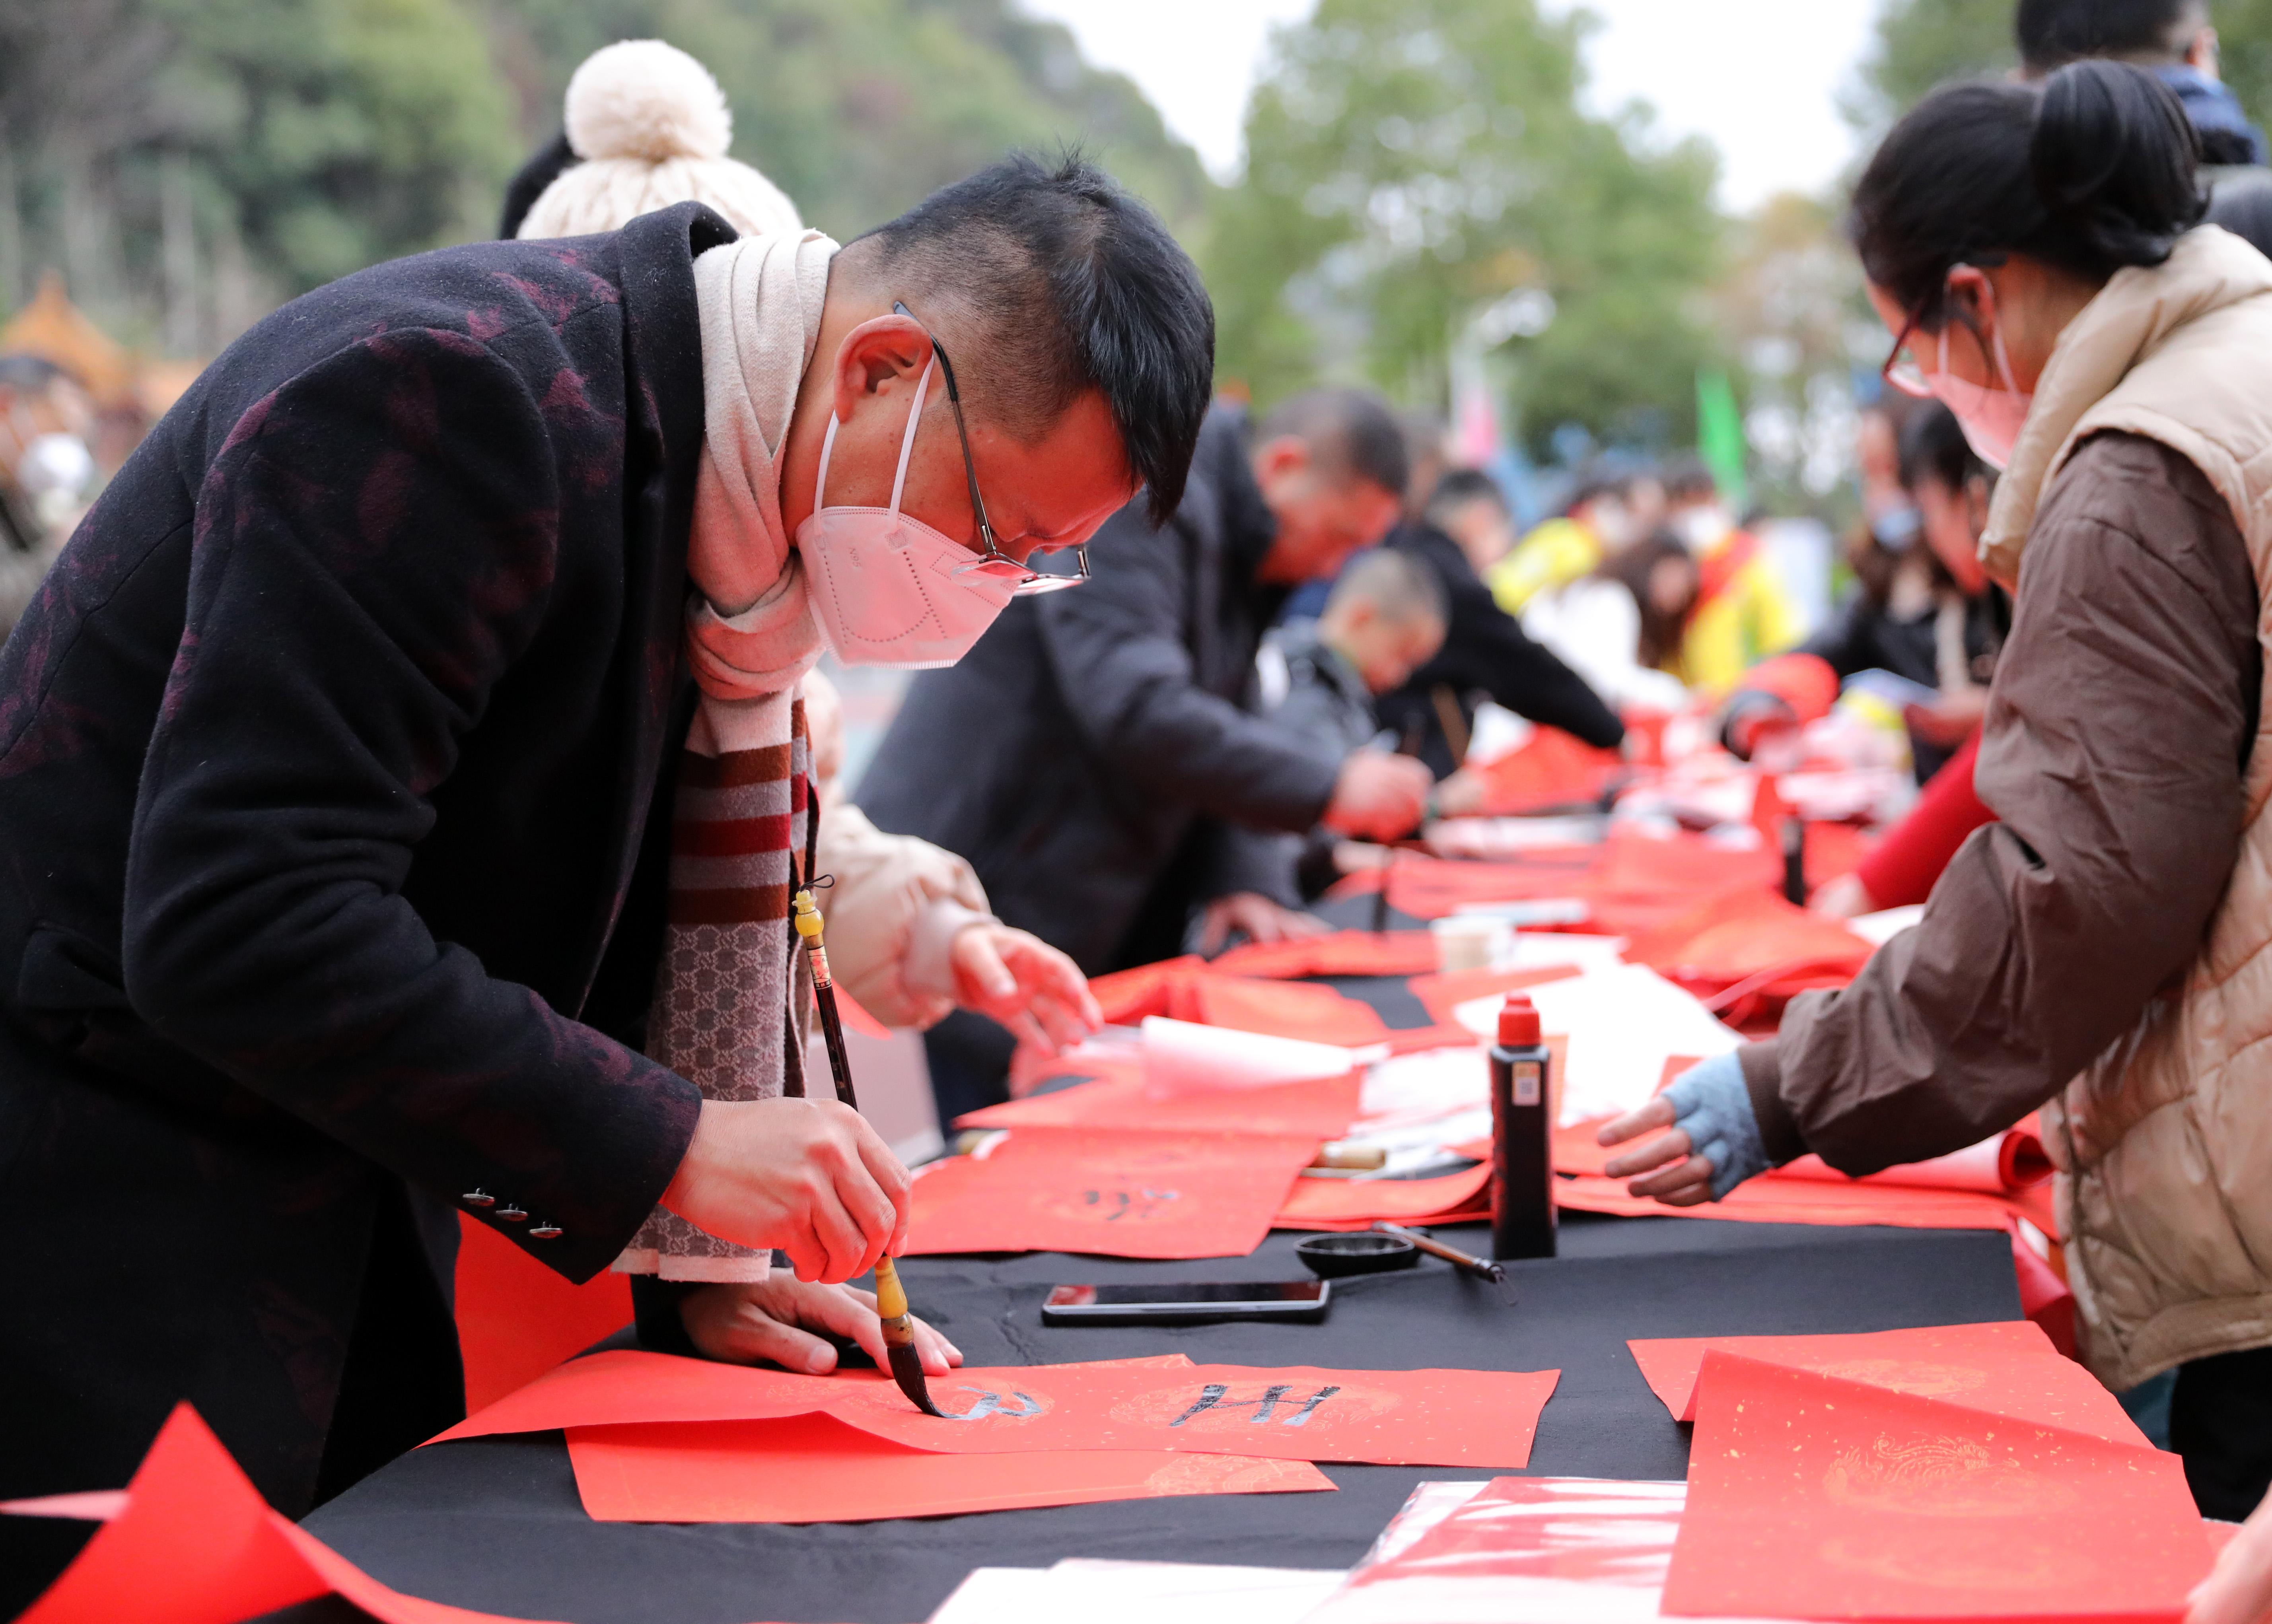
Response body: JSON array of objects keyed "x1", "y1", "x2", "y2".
[{"x1": 1661, "y1": 1051, "x2": 1770, "y2": 1200}]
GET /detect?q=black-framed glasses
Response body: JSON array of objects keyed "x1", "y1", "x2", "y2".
[
  {"x1": 892, "y1": 301, "x2": 1089, "y2": 596},
  {"x1": 1879, "y1": 305, "x2": 1935, "y2": 400}
]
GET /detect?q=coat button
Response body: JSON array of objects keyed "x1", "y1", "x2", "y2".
[
  {"x1": 498, "y1": 1206, "x2": 528, "y2": 1222},
  {"x1": 529, "y1": 1223, "x2": 562, "y2": 1239},
  {"x1": 462, "y1": 1189, "x2": 495, "y2": 1208}
]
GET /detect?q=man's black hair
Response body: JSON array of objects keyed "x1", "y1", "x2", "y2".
[
  {"x1": 499, "y1": 129, "x2": 579, "y2": 239},
  {"x1": 1427, "y1": 466, "x2": 1508, "y2": 522},
  {"x1": 1254, "y1": 387, "x2": 1409, "y2": 499},
  {"x1": 2017, "y1": 0, "x2": 2205, "y2": 74},
  {"x1": 847, "y1": 152, "x2": 1214, "y2": 524},
  {"x1": 1328, "y1": 545, "x2": 1450, "y2": 628}
]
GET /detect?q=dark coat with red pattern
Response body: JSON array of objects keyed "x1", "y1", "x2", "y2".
[{"x1": 0, "y1": 203, "x2": 728, "y2": 1521}]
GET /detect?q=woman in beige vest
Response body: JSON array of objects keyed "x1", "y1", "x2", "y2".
[{"x1": 1603, "y1": 59, "x2": 2272, "y2": 1523}]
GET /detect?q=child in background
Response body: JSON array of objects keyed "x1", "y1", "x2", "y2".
[
  {"x1": 1255, "y1": 550, "x2": 1451, "y2": 907},
  {"x1": 1661, "y1": 456, "x2": 1803, "y2": 694}
]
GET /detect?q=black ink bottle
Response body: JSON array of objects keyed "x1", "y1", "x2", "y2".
[{"x1": 1490, "y1": 993, "x2": 1556, "y2": 1260}]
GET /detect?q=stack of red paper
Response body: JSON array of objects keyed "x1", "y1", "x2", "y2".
[
  {"x1": 1665, "y1": 1328, "x2": 2208, "y2": 1620},
  {"x1": 434, "y1": 1348, "x2": 1560, "y2": 1525}
]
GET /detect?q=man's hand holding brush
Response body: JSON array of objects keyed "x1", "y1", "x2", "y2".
[{"x1": 662, "y1": 1096, "x2": 910, "y2": 1281}]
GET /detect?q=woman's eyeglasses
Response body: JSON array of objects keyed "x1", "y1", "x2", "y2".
[
  {"x1": 893, "y1": 301, "x2": 1089, "y2": 596},
  {"x1": 1880, "y1": 307, "x2": 1937, "y2": 400}
]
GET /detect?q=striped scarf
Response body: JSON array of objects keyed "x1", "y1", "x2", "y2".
[{"x1": 615, "y1": 228, "x2": 837, "y2": 1281}]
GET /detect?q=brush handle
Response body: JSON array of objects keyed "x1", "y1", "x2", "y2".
[{"x1": 1373, "y1": 1220, "x2": 1496, "y2": 1278}]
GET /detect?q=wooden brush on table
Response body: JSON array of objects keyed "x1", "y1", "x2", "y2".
[{"x1": 792, "y1": 885, "x2": 945, "y2": 1418}]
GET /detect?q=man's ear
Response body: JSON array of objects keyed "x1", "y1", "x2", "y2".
[
  {"x1": 829, "y1": 313, "x2": 934, "y2": 429},
  {"x1": 1251, "y1": 434, "x2": 1314, "y2": 495},
  {"x1": 2188, "y1": 26, "x2": 2220, "y2": 76}
]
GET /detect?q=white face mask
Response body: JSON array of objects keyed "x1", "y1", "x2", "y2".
[
  {"x1": 1928, "y1": 323, "x2": 2032, "y2": 472},
  {"x1": 794, "y1": 358, "x2": 1020, "y2": 668},
  {"x1": 1675, "y1": 503, "x2": 1732, "y2": 554}
]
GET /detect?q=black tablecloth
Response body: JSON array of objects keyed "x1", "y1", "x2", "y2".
[
  {"x1": 302, "y1": 917, "x2": 2023, "y2": 1622},
  {"x1": 305, "y1": 1218, "x2": 2019, "y2": 1624}
]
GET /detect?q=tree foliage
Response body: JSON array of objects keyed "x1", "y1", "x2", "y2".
[
  {"x1": 1846, "y1": 0, "x2": 2014, "y2": 135},
  {"x1": 479, "y1": 0, "x2": 1210, "y2": 245},
  {"x1": 1204, "y1": 0, "x2": 1725, "y2": 457},
  {"x1": 0, "y1": 0, "x2": 1210, "y2": 353}
]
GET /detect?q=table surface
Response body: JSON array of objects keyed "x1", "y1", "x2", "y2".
[
  {"x1": 305, "y1": 923, "x2": 2023, "y2": 1624},
  {"x1": 307, "y1": 1216, "x2": 2019, "y2": 1624}
]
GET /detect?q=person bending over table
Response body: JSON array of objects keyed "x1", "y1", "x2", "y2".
[
  {"x1": 1602, "y1": 62, "x2": 2272, "y2": 1520},
  {"x1": 860, "y1": 388, "x2": 1434, "y2": 1120},
  {"x1": 0, "y1": 148, "x2": 1216, "y2": 1579}
]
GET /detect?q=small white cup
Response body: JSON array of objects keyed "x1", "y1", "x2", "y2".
[{"x1": 1429, "y1": 915, "x2": 1505, "y2": 973}]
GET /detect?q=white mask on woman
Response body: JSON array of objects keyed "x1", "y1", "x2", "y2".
[
  {"x1": 1928, "y1": 322, "x2": 2033, "y2": 472},
  {"x1": 794, "y1": 358, "x2": 1020, "y2": 668}
]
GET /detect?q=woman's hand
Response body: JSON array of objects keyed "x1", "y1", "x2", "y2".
[
  {"x1": 1595, "y1": 1052, "x2": 1771, "y2": 1206},
  {"x1": 950, "y1": 923, "x2": 1102, "y2": 1055},
  {"x1": 2190, "y1": 1486, "x2": 2272, "y2": 1624},
  {"x1": 680, "y1": 1276, "x2": 963, "y2": 1377},
  {"x1": 661, "y1": 1097, "x2": 910, "y2": 1282},
  {"x1": 1595, "y1": 1095, "x2": 1718, "y2": 1206},
  {"x1": 1905, "y1": 686, "x2": 1988, "y2": 749}
]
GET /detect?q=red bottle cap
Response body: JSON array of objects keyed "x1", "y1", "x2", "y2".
[{"x1": 1498, "y1": 994, "x2": 1541, "y2": 1047}]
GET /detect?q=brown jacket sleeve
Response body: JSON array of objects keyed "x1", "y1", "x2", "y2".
[{"x1": 1747, "y1": 433, "x2": 2260, "y2": 1175}]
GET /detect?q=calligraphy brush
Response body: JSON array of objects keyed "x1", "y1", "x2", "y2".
[
  {"x1": 1371, "y1": 1221, "x2": 1517, "y2": 1306},
  {"x1": 793, "y1": 886, "x2": 946, "y2": 1417}
]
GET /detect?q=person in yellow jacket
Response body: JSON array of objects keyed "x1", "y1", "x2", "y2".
[
  {"x1": 1486, "y1": 471, "x2": 1649, "y2": 614},
  {"x1": 1659, "y1": 455, "x2": 1803, "y2": 694}
]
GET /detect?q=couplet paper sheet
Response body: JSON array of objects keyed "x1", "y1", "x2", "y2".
[
  {"x1": 440, "y1": 1350, "x2": 1560, "y2": 1468},
  {"x1": 566, "y1": 1412, "x2": 1334, "y2": 1523},
  {"x1": 1625, "y1": 1321, "x2": 2138, "y2": 1433},
  {"x1": 904, "y1": 1125, "x2": 1320, "y2": 1258},
  {"x1": 957, "y1": 1066, "x2": 1362, "y2": 1141},
  {"x1": 11, "y1": 1403, "x2": 570, "y2": 1624},
  {"x1": 1271, "y1": 1162, "x2": 1492, "y2": 1231},
  {"x1": 1662, "y1": 1350, "x2": 2208, "y2": 1621}
]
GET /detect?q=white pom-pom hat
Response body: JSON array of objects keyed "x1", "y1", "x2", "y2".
[{"x1": 517, "y1": 39, "x2": 802, "y2": 241}]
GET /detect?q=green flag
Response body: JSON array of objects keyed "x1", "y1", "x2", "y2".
[{"x1": 1696, "y1": 368, "x2": 1748, "y2": 511}]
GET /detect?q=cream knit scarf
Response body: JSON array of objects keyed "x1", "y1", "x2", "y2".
[{"x1": 615, "y1": 227, "x2": 838, "y2": 1281}]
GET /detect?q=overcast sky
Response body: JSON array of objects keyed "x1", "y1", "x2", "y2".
[{"x1": 1016, "y1": 0, "x2": 1885, "y2": 214}]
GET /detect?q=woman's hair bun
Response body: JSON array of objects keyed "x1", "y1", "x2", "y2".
[
  {"x1": 563, "y1": 39, "x2": 732, "y2": 164},
  {"x1": 2030, "y1": 59, "x2": 2205, "y2": 265}
]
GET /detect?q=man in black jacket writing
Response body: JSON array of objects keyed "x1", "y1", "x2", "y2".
[{"x1": 0, "y1": 153, "x2": 1214, "y2": 1598}]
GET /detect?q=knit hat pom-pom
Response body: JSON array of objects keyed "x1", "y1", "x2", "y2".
[{"x1": 564, "y1": 40, "x2": 732, "y2": 164}]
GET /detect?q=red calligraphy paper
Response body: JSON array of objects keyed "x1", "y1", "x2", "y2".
[
  {"x1": 1626, "y1": 886, "x2": 1872, "y2": 1006},
  {"x1": 1272, "y1": 1162, "x2": 1494, "y2": 1231},
  {"x1": 1626, "y1": 1321, "x2": 2142, "y2": 1440},
  {"x1": 1469, "y1": 726, "x2": 1628, "y2": 815},
  {"x1": 1662, "y1": 1350, "x2": 2207, "y2": 1621},
  {"x1": 904, "y1": 1125, "x2": 1320, "y2": 1258},
  {"x1": 453, "y1": 1212, "x2": 632, "y2": 1412},
  {"x1": 1087, "y1": 956, "x2": 1210, "y2": 1024},
  {"x1": 442, "y1": 1350, "x2": 1558, "y2": 1468},
  {"x1": 1167, "y1": 973, "x2": 1390, "y2": 1044},
  {"x1": 1408, "y1": 965, "x2": 1595, "y2": 1029},
  {"x1": 958, "y1": 1069, "x2": 1361, "y2": 1140},
  {"x1": 1557, "y1": 1169, "x2": 2031, "y2": 1232},
  {"x1": 565, "y1": 1412, "x2": 1334, "y2": 1523},
  {"x1": 11, "y1": 1403, "x2": 572, "y2": 1624}
]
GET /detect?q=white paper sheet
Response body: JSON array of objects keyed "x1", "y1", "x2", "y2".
[{"x1": 1451, "y1": 963, "x2": 1741, "y2": 1126}]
